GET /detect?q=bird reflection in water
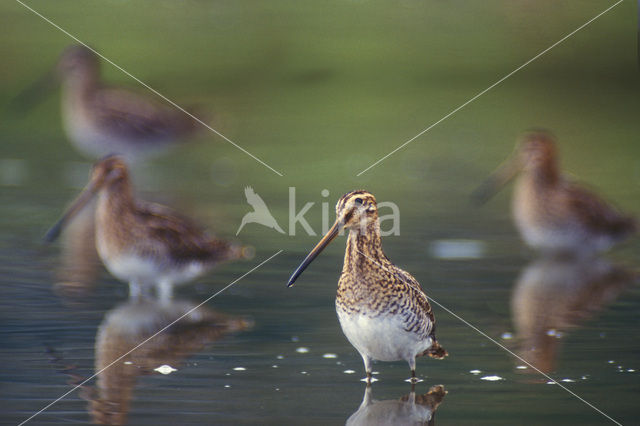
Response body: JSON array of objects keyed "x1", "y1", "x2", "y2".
[
  {"x1": 52, "y1": 198, "x2": 102, "y2": 299},
  {"x1": 511, "y1": 255, "x2": 637, "y2": 374},
  {"x1": 346, "y1": 384, "x2": 446, "y2": 426},
  {"x1": 90, "y1": 298, "x2": 252, "y2": 425},
  {"x1": 474, "y1": 130, "x2": 636, "y2": 255}
]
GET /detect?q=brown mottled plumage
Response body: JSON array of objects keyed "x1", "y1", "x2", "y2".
[
  {"x1": 474, "y1": 130, "x2": 636, "y2": 254},
  {"x1": 288, "y1": 190, "x2": 446, "y2": 382},
  {"x1": 45, "y1": 155, "x2": 247, "y2": 300}
]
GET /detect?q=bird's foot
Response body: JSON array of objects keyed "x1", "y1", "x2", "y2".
[{"x1": 361, "y1": 371, "x2": 378, "y2": 384}]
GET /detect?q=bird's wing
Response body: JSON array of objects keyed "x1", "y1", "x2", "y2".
[
  {"x1": 389, "y1": 266, "x2": 436, "y2": 340},
  {"x1": 90, "y1": 87, "x2": 197, "y2": 143},
  {"x1": 136, "y1": 202, "x2": 229, "y2": 263},
  {"x1": 562, "y1": 179, "x2": 636, "y2": 237},
  {"x1": 395, "y1": 270, "x2": 447, "y2": 357}
]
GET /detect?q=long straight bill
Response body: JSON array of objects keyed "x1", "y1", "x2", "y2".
[
  {"x1": 287, "y1": 219, "x2": 342, "y2": 287},
  {"x1": 471, "y1": 156, "x2": 520, "y2": 205},
  {"x1": 44, "y1": 182, "x2": 98, "y2": 242},
  {"x1": 8, "y1": 69, "x2": 57, "y2": 116}
]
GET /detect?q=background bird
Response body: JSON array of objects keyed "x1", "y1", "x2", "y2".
[
  {"x1": 45, "y1": 155, "x2": 249, "y2": 301},
  {"x1": 11, "y1": 44, "x2": 205, "y2": 162},
  {"x1": 473, "y1": 130, "x2": 636, "y2": 255}
]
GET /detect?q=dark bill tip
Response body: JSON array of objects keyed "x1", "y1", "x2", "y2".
[
  {"x1": 470, "y1": 177, "x2": 497, "y2": 206},
  {"x1": 43, "y1": 221, "x2": 64, "y2": 243},
  {"x1": 286, "y1": 220, "x2": 342, "y2": 287}
]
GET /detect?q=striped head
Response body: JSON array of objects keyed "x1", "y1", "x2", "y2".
[
  {"x1": 517, "y1": 130, "x2": 558, "y2": 172},
  {"x1": 335, "y1": 190, "x2": 378, "y2": 232},
  {"x1": 287, "y1": 190, "x2": 378, "y2": 287},
  {"x1": 89, "y1": 155, "x2": 129, "y2": 189},
  {"x1": 57, "y1": 45, "x2": 100, "y2": 81}
]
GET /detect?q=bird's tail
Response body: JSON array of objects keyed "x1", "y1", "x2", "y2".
[
  {"x1": 226, "y1": 241, "x2": 255, "y2": 261},
  {"x1": 422, "y1": 340, "x2": 448, "y2": 359}
]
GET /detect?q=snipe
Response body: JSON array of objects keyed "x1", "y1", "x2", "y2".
[
  {"x1": 45, "y1": 155, "x2": 248, "y2": 300},
  {"x1": 473, "y1": 130, "x2": 636, "y2": 255},
  {"x1": 14, "y1": 45, "x2": 203, "y2": 162},
  {"x1": 288, "y1": 190, "x2": 447, "y2": 382}
]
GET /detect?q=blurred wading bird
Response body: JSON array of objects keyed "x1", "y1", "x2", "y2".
[
  {"x1": 45, "y1": 155, "x2": 249, "y2": 300},
  {"x1": 12, "y1": 44, "x2": 203, "y2": 162},
  {"x1": 287, "y1": 190, "x2": 447, "y2": 382},
  {"x1": 473, "y1": 130, "x2": 636, "y2": 255}
]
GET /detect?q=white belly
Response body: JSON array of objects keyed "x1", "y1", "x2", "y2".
[
  {"x1": 336, "y1": 308, "x2": 432, "y2": 362},
  {"x1": 97, "y1": 241, "x2": 206, "y2": 287},
  {"x1": 514, "y1": 212, "x2": 613, "y2": 253},
  {"x1": 62, "y1": 104, "x2": 114, "y2": 159}
]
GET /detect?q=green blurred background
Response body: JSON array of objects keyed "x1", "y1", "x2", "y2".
[{"x1": 2, "y1": 1, "x2": 638, "y2": 205}]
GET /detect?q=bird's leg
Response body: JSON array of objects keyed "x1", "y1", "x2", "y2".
[
  {"x1": 408, "y1": 357, "x2": 419, "y2": 383},
  {"x1": 358, "y1": 382, "x2": 373, "y2": 410},
  {"x1": 361, "y1": 353, "x2": 373, "y2": 384},
  {"x1": 129, "y1": 280, "x2": 142, "y2": 300},
  {"x1": 130, "y1": 280, "x2": 154, "y2": 301},
  {"x1": 157, "y1": 280, "x2": 174, "y2": 303}
]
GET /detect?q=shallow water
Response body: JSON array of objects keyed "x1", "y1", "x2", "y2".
[{"x1": 1, "y1": 1, "x2": 639, "y2": 425}]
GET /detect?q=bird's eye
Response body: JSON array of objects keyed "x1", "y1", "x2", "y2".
[{"x1": 354, "y1": 197, "x2": 363, "y2": 205}]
